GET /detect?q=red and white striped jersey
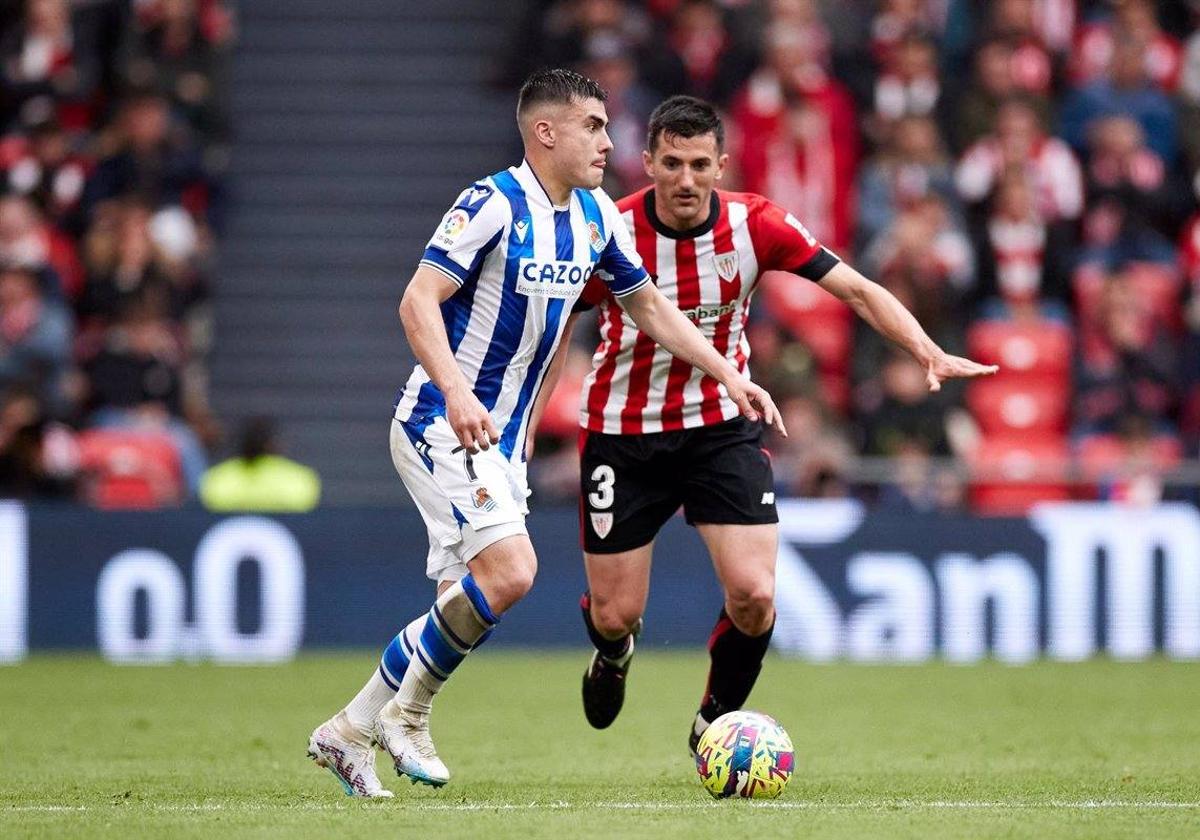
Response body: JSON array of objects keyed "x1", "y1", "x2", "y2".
[{"x1": 577, "y1": 187, "x2": 838, "y2": 435}]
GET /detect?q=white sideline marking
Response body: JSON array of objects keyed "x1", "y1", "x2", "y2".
[{"x1": 6, "y1": 800, "x2": 1200, "y2": 814}]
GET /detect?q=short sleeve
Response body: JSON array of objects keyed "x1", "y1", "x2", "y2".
[
  {"x1": 751, "y1": 198, "x2": 840, "y2": 281},
  {"x1": 593, "y1": 192, "x2": 650, "y2": 297},
  {"x1": 420, "y1": 181, "x2": 508, "y2": 285}
]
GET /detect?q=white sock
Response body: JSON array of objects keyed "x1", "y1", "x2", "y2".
[{"x1": 343, "y1": 617, "x2": 423, "y2": 738}]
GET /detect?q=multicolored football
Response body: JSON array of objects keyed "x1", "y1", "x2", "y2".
[{"x1": 694, "y1": 710, "x2": 794, "y2": 799}]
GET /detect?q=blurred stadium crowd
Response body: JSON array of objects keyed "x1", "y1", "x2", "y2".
[
  {"x1": 0, "y1": 0, "x2": 232, "y2": 505},
  {"x1": 4, "y1": 0, "x2": 1199, "y2": 515},
  {"x1": 504, "y1": 0, "x2": 1200, "y2": 513}
]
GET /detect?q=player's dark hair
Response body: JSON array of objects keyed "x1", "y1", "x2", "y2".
[
  {"x1": 646, "y1": 95, "x2": 724, "y2": 152},
  {"x1": 517, "y1": 68, "x2": 607, "y2": 115}
]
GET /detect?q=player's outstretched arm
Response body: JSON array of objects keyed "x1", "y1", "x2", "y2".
[
  {"x1": 818, "y1": 262, "x2": 999, "y2": 392},
  {"x1": 619, "y1": 284, "x2": 786, "y2": 436},
  {"x1": 398, "y1": 265, "x2": 500, "y2": 452}
]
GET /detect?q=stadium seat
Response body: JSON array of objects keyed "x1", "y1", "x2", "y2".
[
  {"x1": 966, "y1": 320, "x2": 1072, "y2": 378},
  {"x1": 969, "y1": 433, "x2": 1072, "y2": 514},
  {"x1": 966, "y1": 376, "x2": 1070, "y2": 435},
  {"x1": 76, "y1": 429, "x2": 184, "y2": 509},
  {"x1": 759, "y1": 271, "x2": 853, "y2": 374}
]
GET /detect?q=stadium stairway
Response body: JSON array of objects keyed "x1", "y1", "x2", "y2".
[{"x1": 211, "y1": 0, "x2": 521, "y2": 505}]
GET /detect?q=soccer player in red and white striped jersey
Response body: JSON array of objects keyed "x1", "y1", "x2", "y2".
[{"x1": 555, "y1": 96, "x2": 996, "y2": 753}]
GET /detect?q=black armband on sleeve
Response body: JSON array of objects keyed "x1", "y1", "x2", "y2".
[{"x1": 792, "y1": 248, "x2": 840, "y2": 281}]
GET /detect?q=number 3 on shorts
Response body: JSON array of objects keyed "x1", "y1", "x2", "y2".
[{"x1": 588, "y1": 465, "x2": 615, "y2": 510}]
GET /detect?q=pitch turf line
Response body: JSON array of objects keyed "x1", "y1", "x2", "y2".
[{"x1": 7, "y1": 801, "x2": 1200, "y2": 813}]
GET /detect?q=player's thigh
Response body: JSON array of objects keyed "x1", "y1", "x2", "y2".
[
  {"x1": 584, "y1": 542, "x2": 655, "y2": 630},
  {"x1": 391, "y1": 417, "x2": 528, "y2": 584},
  {"x1": 580, "y1": 430, "x2": 681, "y2": 555},
  {"x1": 697, "y1": 522, "x2": 778, "y2": 605}
]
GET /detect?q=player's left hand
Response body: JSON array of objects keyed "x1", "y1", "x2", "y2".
[
  {"x1": 726, "y1": 376, "x2": 787, "y2": 437},
  {"x1": 925, "y1": 353, "x2": 999, "y2": 392}
]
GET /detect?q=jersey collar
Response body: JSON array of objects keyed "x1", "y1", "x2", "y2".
[
  {"x1": 513, "y1": 159, "x2": 572, "y2": 212},
  {"x1": 644, "y1": 188, "x2": 720, "y2": 240}
]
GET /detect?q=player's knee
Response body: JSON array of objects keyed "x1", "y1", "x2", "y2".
[
  {"x1": 496, "y1": 552, "x2": 537, "y2": 607},
  {"x1": 591, "y1": 599, "x2": 640, "y2": 639},
  {"x1": 726, "y1": 585, "x2": 775, "y2": 636}
]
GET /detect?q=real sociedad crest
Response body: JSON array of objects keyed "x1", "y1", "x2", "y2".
[
  {"x1": 714, "y1": 251, "x2": 739, "y2": 282},
  {"x1": 590, "y1": 512, "x2": 613, "y2": 539}
]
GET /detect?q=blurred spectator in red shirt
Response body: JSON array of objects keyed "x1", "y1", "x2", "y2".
[
  {"x1": 0, "y1": 0, "x2": 102, "y2": 131},
  {"x1": 975, "y1": 168, "x2": 1072, "y2": 322},
  {"x1": 640, "y1": 0, "x2": 758, "y2": 105},
  {"x1": 0, "y1": 192, "x2": 77, "y2": 298},
  {"x1": 956, "y1": 98, "x2": 1083, "y2": 224},
  {"x1": 0, "y1": 116, "x2": 89, "y2": 232},
  {"x1": 732, "y1": 22, "x2": 858, "y2": 252},
  {"x1": 872, "y1": 34, "x2": 943, "y2": 130},
  {"x1": 1070, "y1": 0, "x2": 1181, "y2": 92}
]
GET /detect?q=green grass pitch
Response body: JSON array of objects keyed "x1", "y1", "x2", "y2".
[{"x1": 2, "y1": 652, "x2": 1199, "y2": 839}]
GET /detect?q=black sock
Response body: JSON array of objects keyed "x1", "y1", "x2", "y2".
[
  {"x1": 580, "y1": 592, "x2": 632, "y2": 661},
  {"x1": 699, "y1": 608, "x2": 774, "y2": 722}
]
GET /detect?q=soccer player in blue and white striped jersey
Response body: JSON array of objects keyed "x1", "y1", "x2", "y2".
[{"x1": 307, "y1": 69, "x2": 785, "y2": 795}]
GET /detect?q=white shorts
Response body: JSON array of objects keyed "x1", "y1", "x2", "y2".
[{"x1": 390, "y1": 415, "x2": 530, "y2": 582}]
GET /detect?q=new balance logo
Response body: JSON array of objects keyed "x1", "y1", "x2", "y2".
[{"x1": 761, "y1": 492, "x2": 775, "y2": 505}]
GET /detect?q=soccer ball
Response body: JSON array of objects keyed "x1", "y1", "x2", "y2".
[{"x1": 693, "y1": 710, "x2": 794, "y2": 799}]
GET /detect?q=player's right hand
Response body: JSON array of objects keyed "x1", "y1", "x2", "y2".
[
  {"x1": 446, "y1": 388, "x2": 500, "y2": 453},
  {"x1": 725, "y1": 376, "x2": 787, "y2": 438}
]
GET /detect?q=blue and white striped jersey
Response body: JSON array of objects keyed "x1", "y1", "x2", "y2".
[{"x1": 394, "y1": 160, "x2": 650, "y2": 462}]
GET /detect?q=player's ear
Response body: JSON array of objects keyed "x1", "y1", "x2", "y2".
[
  {"x1": 715, "y1": 152, "x2": 729, "y2": 181},
  {"x1": 642, "y1": 149, "x2": 653, "y2": 178},
  {"x1": 533, "y1": 118, "x2": 555, "y2": 149}
]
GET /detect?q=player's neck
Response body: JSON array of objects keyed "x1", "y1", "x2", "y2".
[
  {"x1": 523, "y1": 157, "x2": 572, "y2": 207},
  {"x1": 647, "y1": 188, "x2": 720, "y2": 239}
]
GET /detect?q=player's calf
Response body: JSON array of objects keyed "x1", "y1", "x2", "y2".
[
  {"x1": 580, "y1": 591, "x2": 642, "y2": 729},
  {"x1": 689, "y1": 607, "x2": 776, "y2": 757}
]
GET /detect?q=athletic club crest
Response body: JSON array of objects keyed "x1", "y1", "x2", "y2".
[
  {"x1": 590, "y1": 512, "x2": 613, "y2": 539},
  {"x1": 473, "y1": 487, "x2": 497, "y2": 512},
  {"x1": 714, "y1": 251, "x2": 739, "y2": 283}
]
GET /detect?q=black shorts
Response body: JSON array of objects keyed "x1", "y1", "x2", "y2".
[{"x1": 579, "y1": 416, "x2": 778, "y2": 554}]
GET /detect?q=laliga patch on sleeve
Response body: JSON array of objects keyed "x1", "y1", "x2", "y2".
[
  {"x1": 432, "y1": 209, "x2": 470, "y2": 250},
  {"x1": 783, "y1": 212, "x2": 817, "y2": 247}
]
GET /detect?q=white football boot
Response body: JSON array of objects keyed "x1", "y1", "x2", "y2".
[
  {"x1": 374, "y1": 705, "x2": 450, "y2": 787},
  {"x1": 307, "y1": 712, "x2": 393, "y2": 798}
]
